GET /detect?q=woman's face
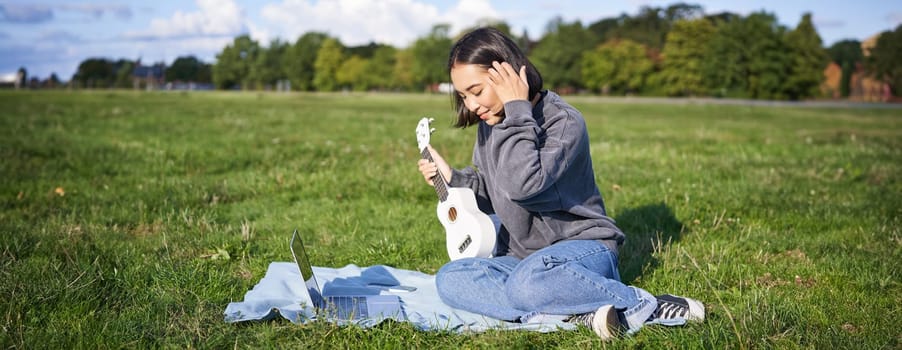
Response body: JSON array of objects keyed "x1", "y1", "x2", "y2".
[{"x1": 450, "y1": 63, "x2": 504, "y2": 126}]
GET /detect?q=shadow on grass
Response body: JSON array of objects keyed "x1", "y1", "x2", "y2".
[{"x1": 613, "y1": 202, "x2": 685, "y2": 285}]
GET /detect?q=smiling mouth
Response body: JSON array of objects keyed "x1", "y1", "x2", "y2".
[{"x1": 480, "y1": 109, "x2": 506, "y2": 120}]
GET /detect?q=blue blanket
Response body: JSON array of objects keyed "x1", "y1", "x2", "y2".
[{"x1": 223, "y1": 262, "x2": 574, "y2": 332}]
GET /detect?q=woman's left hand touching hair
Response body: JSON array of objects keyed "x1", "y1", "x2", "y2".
[{"x1": 486, "y1": 61, "x2": 529, "y2": 104}]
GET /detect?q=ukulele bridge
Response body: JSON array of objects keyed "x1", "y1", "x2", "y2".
[{"x1": 458, "y1": 235, "x2": 472, "y2": 253}]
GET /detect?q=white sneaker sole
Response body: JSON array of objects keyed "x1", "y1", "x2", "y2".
[{"x1": 592, "y1": 305, "x2": 622, "y2": 340}]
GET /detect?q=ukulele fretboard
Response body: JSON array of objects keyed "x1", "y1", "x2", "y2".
[{"x1": 421, "y1": 147, "x2": 449, "y2": 202}]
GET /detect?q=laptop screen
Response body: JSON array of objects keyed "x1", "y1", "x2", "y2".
[{"x1": 290, "y1": 229, "x2": 325, "y2": 306}]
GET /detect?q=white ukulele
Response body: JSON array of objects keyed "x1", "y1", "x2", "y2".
[{"x1": 416, "y1": 117, "x2": 496, "y2": 260}]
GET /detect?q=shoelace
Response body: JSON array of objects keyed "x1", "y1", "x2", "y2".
[
  {"x1": 652, "y1": 300, "x2": 688, "y2": 320},
  {"x1": 568, "y1": 312, "x2": 595, "y2": 327}
]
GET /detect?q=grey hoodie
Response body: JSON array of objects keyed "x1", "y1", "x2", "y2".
[{"x1": 449, "y1": 91, "x2": 625, "y2": 259}]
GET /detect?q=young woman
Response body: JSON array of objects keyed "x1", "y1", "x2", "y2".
[{"x1": 416, "y1": 27, "x2": 704, "y2": 340}]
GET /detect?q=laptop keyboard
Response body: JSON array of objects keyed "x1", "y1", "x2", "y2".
[{"x1": 326, "y1": 296, "x2": 368, "y2": 320}]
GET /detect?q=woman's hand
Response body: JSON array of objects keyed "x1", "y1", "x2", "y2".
[
  {"x1": 486, "y1": 61, "x2": 529, "y2": 104},
  {"x1": 417, "y1": 145, "x2": 452, "y2": 186}
]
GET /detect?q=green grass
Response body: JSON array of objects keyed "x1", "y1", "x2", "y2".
[{"x1": 1, "y1": 90, "x2": 899, "y2": 349}]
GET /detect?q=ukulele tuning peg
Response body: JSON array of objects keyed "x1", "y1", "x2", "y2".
[
  {"x1": 430, "y1": 128, "x2": 436, "y2": 134},
  {"x1": 428, "y1": 118, "x2": 435, "y2": 123}
]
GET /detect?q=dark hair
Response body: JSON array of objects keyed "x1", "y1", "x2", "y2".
[{"x1": 447, "y1": 27, "x2": 543, "y2": 128}]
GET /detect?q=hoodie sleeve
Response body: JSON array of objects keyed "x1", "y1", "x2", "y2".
[
  {"x1": 489, "y1": 99, "x2": 584, "y2": 204},
  {"x1": 448, "y1": 148, "x2": 495, "y2": 215}
]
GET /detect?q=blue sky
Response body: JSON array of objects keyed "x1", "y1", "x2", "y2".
[{"x1": 1, "y1": 0, "x2": 900, "y2": 81}]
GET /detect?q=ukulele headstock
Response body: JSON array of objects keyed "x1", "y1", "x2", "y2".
[{"x1": 416, "y1": 117, "x2": 435, "y2": 151}]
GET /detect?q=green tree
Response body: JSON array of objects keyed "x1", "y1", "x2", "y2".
[
  {"x1": 703, "y1": 12, "x2": 791, "y2": 99},
  {"x1": 611, "y1": 6, "x2": 668, "y2": 50},
  {"x1": 745, "y1": 13, "x2": 792, "y2": 100},
  {"x1": 166, "y1": 56, "x2": 212, "y2": 83},
  {"x1": 368, "y1": 45, "x2": 397, "y2": 90},
  {"x1": 313, "y1": 38, "x2": 344, "y2": 91},
  {"x1": 657, "y1": 18, "x2": 716, "y2": 96},
  {"x1": 114, "y1": 59, "x2": 135, "y2": 88},
  {"x1": 588, "y1": 16, "x2": 624, "y2": 44},
  {"x1": 284, "y1": 32, "x2": 328, "y2": 91},
  {"x1": 595, "y1": 3, "x2": 703, "y2": 53},
  {"x1": 73, "y1": 58, "x2": 115, "y2": 88},
  {"x1": 704, "y1": 11, "x2": 741, "y2": 24},
  {"x1": 411, "y1": 24, "x2": 453, "y2": 90},
  {"x1": 335, "y1": 55, "x2": 369, "y2": 91},
  {"x1": 531, "y1": 18, "x2": 598, "y2": 90},
  {"x1": 784, "y1": 13, "x2": 829, "y2": 100},
  {"x1": 701, "y1": 14, "x2": 746, "y2": 97},
  {"x1": 664, "y1": 2, "x2": 705, "y2": 22},
  {"x1": 212, "y1": 35, "x2": 260, "y2": 90},
  {"x1": 15, "y1": 67, "x2": 27, "y2": 89},
  {"x1": 45, "y1": 73, "x2": 61, "y2": 88},
  {"x1": 516, "y1": 29, "x2": 532, "y2": 55},
  {"x1": 865, "y1": 24, "x2": 902, "y2": 96},
  {"x1": 827, "y1": 40, "x2": 862, "y2": 97},
  {"x1": 581, "y1": 39, "x2": 654, "y2": 94},
  {"x1": 392, "y1": 48, "x2": 415, "y2": 91},
  {"x1": 346, "y1": 42, "x2": 395, "y2": 59},
  {"x1": 249, "y1": 39, "x2": 288, "y2": 90}
]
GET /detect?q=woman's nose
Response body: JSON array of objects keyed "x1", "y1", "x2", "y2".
[{"x1": 464, "y1": 96, "x2": 479, "y2": 113}]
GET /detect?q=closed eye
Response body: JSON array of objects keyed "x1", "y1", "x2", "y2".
[{"x1": 458, "y1": 90, "x2": 482, "y2": 99}]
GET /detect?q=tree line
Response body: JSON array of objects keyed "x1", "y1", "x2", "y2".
[
  {"x1": 60, "y1": 56, "x2": 212, "y2": 89},
  {"x1": 47, "y1": 3, "x2": 902, "y2": 99}
]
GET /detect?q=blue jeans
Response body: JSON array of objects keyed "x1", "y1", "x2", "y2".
[{"x1": 435, "y1": 239, "x2": 657, "y2": 332}]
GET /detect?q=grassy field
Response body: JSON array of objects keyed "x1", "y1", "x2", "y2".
[{"x1": 1, "y1": 90, "x2": 899, "y2": 349}]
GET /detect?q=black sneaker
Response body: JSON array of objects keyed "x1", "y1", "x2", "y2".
[
  {"x1": 649, "y1": 294, "x2": 705, "y2": 322},
  {"x1": 568, "y1": 305, "x2": 623, "y2": 340}
]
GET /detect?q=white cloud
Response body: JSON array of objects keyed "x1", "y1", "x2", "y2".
[
  {"x1": 258, "y1": 0, "x2": 500, "y2": 47},
  {"x1": 260, "y1": 0, "x2": 436, "y2": 47},
  {"x1": 444, "y1": 0, "x2": 500, "y2": 31},
  {"x1": 245, "y1": 21, "x2": 273, "y2": 45},
  {"x1": 58, "y1": 4, "x2": 133, "y2": 20},
  {"x1": 38, "y1": 30, "x2": 84, "y2": 43},
  {"x1": 0, "y1": 4, "x2": 53, "y2": 23},
  {"x1": 124, "y1": 0, "x2": 246, "y2": 40}
]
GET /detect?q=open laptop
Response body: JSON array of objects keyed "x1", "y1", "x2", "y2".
[{"x1": 289, "y1": 229, "x2": 403, "y2": 321}]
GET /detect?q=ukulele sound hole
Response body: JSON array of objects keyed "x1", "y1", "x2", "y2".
[{"x1": 447, "y1": 207, "x2": 458, "y2": 222}]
